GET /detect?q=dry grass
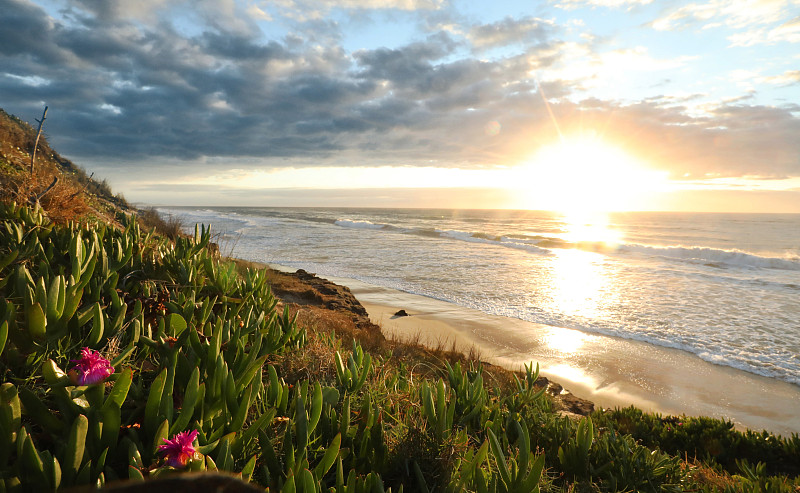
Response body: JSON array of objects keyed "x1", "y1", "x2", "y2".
[
  {"x1": 1, "y1": 169, "x2": 90, "y2": 223},
  {"x1": 137, "y1": 207, "x2": 185, "y2": 239},
  {"x1": 276, "y1": 306, "x2": 342, "y2": 385},
  {"x1": 684, "y1": 460, "x2": 739, "y2": 491}
]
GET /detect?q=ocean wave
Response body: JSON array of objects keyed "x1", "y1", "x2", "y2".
[
  {"x1": 620, "y1": 244, "x2": 800, "y2": 272},
  {"x1": 335, "y1": 219, "x2": 391, "y2": 230},
  {"x1": 344, "y1": 271, "x2": 800, "y2": 387},
  {"x1": 406, "y1": 228, "x2": 445, "y2": 239},
  {"x1": 438, "y1": 230, "x2": 554, "y2": 255},
  {"x1": 166, "y1": 208, "x2": 800, "y2": 273},
  {"x1": 156, "y1": 208, "x2": 251, "y2": 229},
  {"x1": 292, "y1": 215, "x2": 337, "y2": 225}
]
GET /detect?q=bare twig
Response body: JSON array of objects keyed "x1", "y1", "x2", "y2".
[
  {"x1": 30, "y1": 105, "x2": 48, "y2": 175},
  {"x1": 69, "y1": 172, "x2": 94, "y2": 200},
  {"x1": 31, "y1": 176, "x2": 58, "y2": 206}
]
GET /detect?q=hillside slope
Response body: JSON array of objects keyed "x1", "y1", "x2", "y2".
[{"x1": 0, "y1": 107, "x2": 131, "y2": 223}]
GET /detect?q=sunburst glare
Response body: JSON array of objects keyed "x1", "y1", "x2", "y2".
[{"x1": 513, "y1": 135, "x2": 668, "y2": 213}]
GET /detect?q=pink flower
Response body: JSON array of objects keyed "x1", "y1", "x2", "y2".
[
  {"x1": 158, "y1": 430, "x2": 200, "y2": 468},
  {"x1": 69, "y1": 348, "x2": 114, "y2": 385}
]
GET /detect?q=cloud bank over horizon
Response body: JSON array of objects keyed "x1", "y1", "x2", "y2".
[{"x1": 1, "y1": 0, "x2": 799, "y2": 209}]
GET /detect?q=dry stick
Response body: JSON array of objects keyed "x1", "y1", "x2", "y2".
[
  {"x1": 32, "y1": 176, "x2": 58, "y2": 206},
  {"x1": 29, "y1": 105, "x2": 48, "y2": 175},
  {"x1": 68, "y1": 172, "x2": 94, "y2": 200}
]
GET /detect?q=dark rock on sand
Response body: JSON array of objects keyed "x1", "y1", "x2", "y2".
[
  {"x1": 539, "y1": 378, "x2": 595, "y2": 416},
  {"x1": 394, "y1": 309, "x2": 409, "y2": 317}
]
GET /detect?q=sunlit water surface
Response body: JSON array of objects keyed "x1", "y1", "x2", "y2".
[{"x1": 159, "y1": 207, "x2": 800, "y2": 387}]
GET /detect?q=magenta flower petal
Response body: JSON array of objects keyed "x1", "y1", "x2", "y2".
[
  {"x1": 69, "y1": 347, "x2": 114, "y2": 385},
  {"x1": 158, "y1": 429, "x2": 200, "y2": 468}
]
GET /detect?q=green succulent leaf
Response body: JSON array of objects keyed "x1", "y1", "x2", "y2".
[
  {"x1": 87, "y1": 302, "x2": 104, "y2": 347},
  {"x1": 26, "y1": 302, "x2": 47, "y2": 340},
  {"x1": 0, "y1": 320, "x2": 8, "y2": 357},
  {"x1": 63, "y1": 414, "x2": 88, "y2": 486},
  {"x1": 19, "y1": 387, "x2": 65, "y2": 434},
  {"x1": 103, "y1": 367, "x2": 132, "y2": 411}
]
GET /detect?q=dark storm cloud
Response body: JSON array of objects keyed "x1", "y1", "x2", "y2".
[
  {"x1": 0, "y1": 0, "x2": 74, "y2": 64},
  {"x1": 200, "y1": 32, "x2": 291, "y2": 60},
  {"x1": 353, "y1": 32, "x2": 459, "y2": 92},
  {"x1": 0, "y1": 0, "x2": 798, "y2": 182}
]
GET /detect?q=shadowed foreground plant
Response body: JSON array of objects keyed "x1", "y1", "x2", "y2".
[
  {"x1": 558, "y1": 416, "x2": 593, "y2": 481},
  {"x1": 487, "y1": 418, "x2": 545, "y2": 493}
]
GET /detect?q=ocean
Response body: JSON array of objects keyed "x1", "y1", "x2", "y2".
[{"x1": 158, "y1": 207, "x2": 800, "y2": 389}]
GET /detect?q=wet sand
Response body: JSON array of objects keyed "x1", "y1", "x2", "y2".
[{"x1": 330, "y1": 275, "x2": 800, "y2": 437}]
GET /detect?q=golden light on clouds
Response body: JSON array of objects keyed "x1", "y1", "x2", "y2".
[
  {"x1": 148, "y1": 129, "x2": 800, "y2": 213},
  {"x1": 188, "y1": 165, "x2": 511, "y2": 190}
]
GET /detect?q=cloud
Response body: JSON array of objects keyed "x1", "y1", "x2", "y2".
[
  {"x1": 652, "y1": 0, "x2": 800, "y2": 46},
  {"x1": 760, "y1": 70, "x2": 800, "y2": 86},
  {"x1": 67, "y1": 0, "x2": 174, "y2": 23},
  {"x1": 653, "y1": 0, "x2": 792, "y2": 30},
  {"x1": 317, "y1": 0, "x2": 445, "y2": 9},
  {"x1": 553, "y1": 0, "x2": 653, "y2": 10},
  {"x1": 467, "y1": 16, "x2": 555, "y2": 50},
  {"x1": 537, "y1": 43, "x2": 696, "y2": 91},
  {"x1": 63, "y1": 0, "x2": 265, "y2": 35},
  {"x1": 612, "y1": 101, "x2": 800, "y2": 179},
  {"x1": 0, "y1": 0, "x2": 798, "y2": 193},
  {"x1": 728, "y1": 15, "x2": 800, "y2": 46},
  {"x1": 262, "y1": 0, "x2": 444, "y2": 21}
]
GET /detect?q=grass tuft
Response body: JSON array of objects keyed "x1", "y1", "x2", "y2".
[{"x1": 137, "y1": 207, "x2": 185, "y2": 239}]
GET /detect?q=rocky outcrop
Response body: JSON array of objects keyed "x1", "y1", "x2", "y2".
[
  {"x1": 270, "y1": 269, "x2": 373, "y2": 330},
  {"x1": 539, "y1": 377, "x2": 595, "y2": 417}
]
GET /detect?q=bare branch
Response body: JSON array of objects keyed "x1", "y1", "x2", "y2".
[
  {"x1": 69, "y1": 172, "x2": 94, "y2": 200},
  {"x1": 31, "y1": 176, "x2": 58, "y2": 206},
  {"x1": 30, "y1": 105, "x2": 48, "y2": 175}
]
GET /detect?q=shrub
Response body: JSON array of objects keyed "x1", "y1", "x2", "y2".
[
  {"x1": 590, "y1": 430, "x2": 684, "y2": 492},
  {"x1": 593, "y1": 406, "x2": 800, "y2": 477},
  {"x1": 137, "y1": 207, "x2": 185, "y2": 239}
]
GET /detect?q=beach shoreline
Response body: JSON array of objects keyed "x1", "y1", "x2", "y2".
[{"x1": 263, "y1": 264, "x2": 800, "y2": 437}]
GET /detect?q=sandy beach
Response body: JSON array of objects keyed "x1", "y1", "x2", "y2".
[{"x1": 291, "y1": 271, "x2": 800, "y2": 437}]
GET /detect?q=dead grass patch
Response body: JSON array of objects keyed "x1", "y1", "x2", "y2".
[
  {"x1": 137, "y1": 207, "x2": 185, "y2": 239},
  {"x1": 1, "y1": 169, "x2": 89, "y2": 223}
]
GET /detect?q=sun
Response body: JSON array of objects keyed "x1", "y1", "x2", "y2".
[{"x1": 513, "y1": 136, "x2": 668, "y2": 214}]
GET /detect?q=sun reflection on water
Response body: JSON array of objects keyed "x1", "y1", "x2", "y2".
[
  {"x1": 547, "y1": 249, "x2": 606, "y2": 319},
  {"x1": 541, "y1": 213, "x2": 618, "y2": 322},
  {"x1": 544, "y1": 327, "x2": 592, "y2": 353}
]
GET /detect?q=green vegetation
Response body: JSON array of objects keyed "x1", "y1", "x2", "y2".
[
  {"x1": 1, "y1": 202, "x2": 799, "y2": 492},
  {"x1": 592, "y1": 407, "x2": 800, "y2": 478}
]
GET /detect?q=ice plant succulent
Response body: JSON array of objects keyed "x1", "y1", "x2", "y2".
[
  {"x1": 158, "y1": 430, "x2": 200, "y2": 468},
  {"x1": 69, "y1": 347, "x2": 114, "y2": 385}
]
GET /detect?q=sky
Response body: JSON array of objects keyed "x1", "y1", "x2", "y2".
[{"x1": 1, "y1": 0, "x2": 799, "y2": 212}]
